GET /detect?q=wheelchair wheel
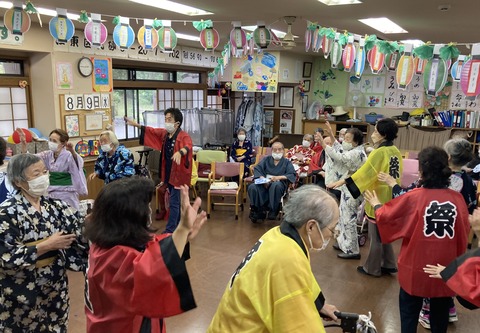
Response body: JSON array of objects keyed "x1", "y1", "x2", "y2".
[{"x1": 358, "y1": 234, "x2": 367, "y2": 247}]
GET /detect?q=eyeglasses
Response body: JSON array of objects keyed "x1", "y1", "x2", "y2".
[{"x1": 327, "y1": 225, "x2": 340, "y2": 239}]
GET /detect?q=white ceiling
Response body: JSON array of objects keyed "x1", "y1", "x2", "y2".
[{"x1": 3, "y1": 0, "x2": 479, "y2": 54}]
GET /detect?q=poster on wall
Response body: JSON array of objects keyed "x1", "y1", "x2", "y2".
[
  {"x1": 231, "y1": 51, "x2": 280, "y2": 93},
  {"x1": 56, "y1": 62, "x2": 73, "y2": 89},
  {"x1": 92, "y1": 57, "x2": 113, "y2": 92},
  {"x1": 64, "y1": 114, "x2": 79, "y2": 137},
  {"x1": 279, "y1": 110, "x2": 293, "y2": 134}
]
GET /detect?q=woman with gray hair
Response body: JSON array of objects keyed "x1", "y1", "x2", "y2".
[
  {"x1": 230, "y1": 127, "x2": 253, "y2": 176},
  {"x1": 208, "y1": 185, "x2": 340, "y2": 332},
  {"x1": 88, "y1": 130, "x2": 135, "y2": 184},
  {"x1": 0, "y1": 154, "x2": 88, "y2": 332}
]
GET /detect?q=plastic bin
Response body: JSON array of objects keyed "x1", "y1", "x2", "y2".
[{"x1": 364, "y1": 114, "x2": 383, "y2": 124}]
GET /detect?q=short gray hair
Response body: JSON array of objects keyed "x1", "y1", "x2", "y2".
[
  {"x1": 443, "y1": 138, "x2": 473, "y2": 167},
  {"x1": 100, "y1": 130, "x2": 119, "y2": 148},
  {"x1": 303, "y1": 134, "x2": 313, "y2": 141},
  {"x1": 272, "y1": 141, "x2": 284, "y2": 150},
  {"x1": 237, "y1": 127, "x2": 247, "y2": 135},
  {"x1": 7, "y1": 154, "x2": 42, "y2": 190},
  {"x1": 283, "y1": 185, "x2": 338, "y2": 229}
]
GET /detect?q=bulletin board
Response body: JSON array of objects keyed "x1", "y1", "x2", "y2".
[{"x1": 59, "y1": 94, "x2": 112, "y2": 137}]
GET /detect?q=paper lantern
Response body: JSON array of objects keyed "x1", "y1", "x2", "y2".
[
  {"x1": 312, "y1": 27, "x2": 322, "y2": 53},
  {"x1": 12, "y1": 128, "x2": 32, "y2": 143},
  {"x1": 460, "y1": 45, "x2": 480, "y2": 101},
  {"x1": 342, "y1": 36, "x2": 356, "y2": 72},
  {"x1": 368, "y1": 45, "x2": 385, "y2": 74},
  {"x1": 414, "y1": 57, "x2": 428, "y2": 75},
  {"x1": 385, "y1": 51, "x2": 400, "y2": 71},
  {"x1": 424, "y1": 45, "x2": 448, "y2": 96},
  {"x1": 450, "y1": 55, "x2": 466, "y2": 82},
  {"x1": 84, "y1": 13, "x2": 108, "y2": 48},
  {"x1": 3, "y1": 4, "x2": 30, "y2": 36},
  {"x1": 200, "y1": 27, "x2": 220, "y2": 51},
  {"x1": 230, "y1": 25, "x2": 247, "y2": 57},
  {"x1": 354, "y1": 38, "x2": 366, "y2": 78},
  {"x1": 49, "y1": 9, "x2": 75, "y2": 43},
  {"x1": 253, "y1": 25, "x2": 271, "y2": 49},
  {"x1": 330, "y1": 33, "x2": 342, "y2": 69},
  {"x1": 137, "y1": 20, "x2": 159, "y2": 50},
  {"x1": 396, "y1": 44, "x2": 414, "y2": 90},
  {"x1": 321, "y1": 35, "x2": 334, "y2": 59},
  {"x1": 158, "y1": 26, "x2": 177, "y2": 52},
  {"x1": 113, "y1": 17, "x2": 135, "y2": 50}
]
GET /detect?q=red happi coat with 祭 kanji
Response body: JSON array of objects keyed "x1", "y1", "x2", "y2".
[{"x1": 375, "y1": 187, "x2": 470, "y2": 297}]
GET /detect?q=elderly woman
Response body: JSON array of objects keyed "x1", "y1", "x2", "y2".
[
  {"x1": 0, "y1": 154, "x2": 88, "y2": 332},
  {"x1": 0, "y1": 137, "x2": 15, "y2": 203},
  {"x1": 88, "y1": 130, "x2": 135, "y2": 184},
  {"x1": 230, "y1": 127, "x2": 253, "y2": 175},
  {"x1": 285, "y1": 133, "x2": 315, "y2": 179},
  {"x1": 84, "y1": 177, "x2": 207, "y2": 332},
  {"x1": 319, "y1": 124, "x2": 367, "y2": 259},
  {"x1": 17, "y1": 128, "x2": 88, "y2": 209},
  {"x1": 208, "y1": 185, "x2": 339, "y2": 332}
]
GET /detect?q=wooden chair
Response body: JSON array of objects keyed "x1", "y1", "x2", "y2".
[
  {"x1": 207, "y1": 162, "x2": 244, "y2": 220},
  {"x1": 195, "y1": 150, "x2": 227, "y2": 193}
]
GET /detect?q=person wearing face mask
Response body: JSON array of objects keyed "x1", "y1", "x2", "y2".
[
  {"x1": 208, "y1": 185, "x2": 340, "y2": 332},
  {"x1": 0, "y1": 154, "x2": 89, "y2": 332},
  {"x1": 88, "y1": 130, "x2": 135, "y2": 185},
  {"x1": 338, "y1": 127, "x2": 347, "y2": 143},
  {"x1": 318, "y1": 124, "x2": 367, "y2": 259},
  {"x1": 328, "y1": 118, "x2": 402, "y2": 277},
  {"x1": 0, "y1": 137, "x2": 16, "y2": 203},
  {"x1": 124, "y1": 108, "x2": 193, "y2": 233},
  {"x1": 285, "y1": 134, "x2": 315, "y2": 182},
  {"x1": 248, "y1": 141, "x2": 296, "y2": 222},
  {"x1": 17, "y1": 128, "x2": 87, "y2": 210},
  {"x1": 230, "y1": 127, "x2": 253, "y2": 176}
]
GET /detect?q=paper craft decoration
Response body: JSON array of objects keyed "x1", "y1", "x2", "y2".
[
  {"x1": 424, "y1": 44, "x2": 448, "y2": 96},
  {"x1": 113, "y1": 16, "x2": 135, "y2": 50},
  {"x1": 460, "y1": 43, "x2": 480, "y2": 101},
  {"x1": 64, "y1": 114, "x2": 79, "y2": 137},
  {"x1": 396, "y1": 44, "x2": 414, "y2": 90},
  {"x1": 92, "y1": 57, "x2": 113, "y2": 92},
  {"x1": 253, "y1": 22, "x2": 271, "y2": 49},
  {"x1": 368, "y1": 45, "x2": 385, "y2": 74},
  {"x1": 137, "y1": 19, "x2": 159, "y2": 50},
  {"x1": 451, "y1": 55, "x2": 466, "y2": 82},
  {"x1": 311, "y1": 26, "x2": 322, "y2": 53},
  {"x1": 75, "y1": 140, "x2": 90, "y2": 157},
  {"x1": 49, "y1": 8, "x2": 75, "y2": 43},
  {"x1": 85, "y1": 114, "x2": 103, "y2": 131},
  {"x1": 230, "y1": 22, "x2": 247, "y2": 57},
  {"x1": 305, "y1": 21, "x2": 318, "y2": 52},
  {"x1": 88, "y1": 139, "x2": 100, "y2": 156},
  {"x1": 342, "y1": 35, "x2": 356, "y2": 72},
  {"x1": 330, "y1": 32, "x2": 342, "y2": 69},
  {"x1": 84, "y1": 13, "x2": 108, "y2": 47},
  {"x1": 385, "y1": 51, "x2": 400, "y2": 71},
  {"x1": 157, "y1": 20, "x2": 177, "y2": 53},
  {"x1": 354, "y1": 38, "x2": 366, "y2": 78},
  {"x1": 3, "y1": 0, "x2": 31, "y2": 36},
  {"x1": 320, "y1": 28, "x2": 335, "y2": 59},
  {"x1": 414, "y1": 57, "x2": 427, "y2": 75}
]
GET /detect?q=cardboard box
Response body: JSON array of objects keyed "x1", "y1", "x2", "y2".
[{"x1": 7, "y1": 142, "x2": 35, "y2": 155}]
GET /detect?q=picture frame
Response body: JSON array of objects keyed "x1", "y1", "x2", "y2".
[
  {"x1": 64, "y1": 114, "x2": 80, "y2": 137},
  {"x1": 302, "y1": 95, "x2": 309, "y2": 114},
  {"x1": 303, "y1": 62, "x2": 312, "y2": 78},
  {"x1": 303, "y1": 80, "x2": 311, "y2": 92},
  {"x1": 279, "y1": 86, "x2": 294, "y2": 108},
  {"x1": 85, "y1": 114, "x2": 103, "y2": 131},
  {"x1": 262, "y1": 92, "x2": 275, "y2": 107}
]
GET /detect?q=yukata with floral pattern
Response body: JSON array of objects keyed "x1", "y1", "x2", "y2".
[
  {"x1": 285, "y1": 145, "x2": 314, "y2": 178},
  {"x1": 0, "y1": 194, "x2": 88, "y2": 332},
  {"x1": 93, "y1": 145, "x2": 135, "y2": 184}
]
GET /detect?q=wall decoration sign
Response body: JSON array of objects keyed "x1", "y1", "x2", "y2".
[
  {"x1": 65, "y1": 114, "x2": 80, "y2": 137},
  {"x1": 280, "y1": 109, "x2": 293, "y2": 133},
  {"x1": 85, "y1": 114, "x2": 103, "y2": 131},
  {"x1": 3, "y1": 0, "x2": 30, "y2": 36},
  {"x1": 137, "y1": 19, "x2": 158, "y2": 50},
  {"x1": 279, "y1": 86, "x2": 294, "y2": 108},
  {"x1": 56, "y1": 62, "x2": 73, "y2": 89},
  {"x1": 49, "y1": 8, "x2": 75, "y2": 43},
  {"x1": 231, "y1": 51, "x2": 280, "y2": 92},
  {"x1": 113, "y1": 16, "x2": 135, "y2": 50},
  {"x1": 460, "y1": 43, "x2": 480, "y2": 101},
  {"x1": 84, "y1": 13, "x2": 108, "y2": 48},
  {"x1": 92, "y1": 57, "x2": 113, "y2": 92}
]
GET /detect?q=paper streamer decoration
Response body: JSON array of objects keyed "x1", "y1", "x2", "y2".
[
  {"x1": 158, "y1": 20, "x2": 177, "y2": 53},
  {"x1": 342, "y1": 35, "x2": 356, "y2": 72},
  {"x1": 84, "y1": 13, "x2": 108, "y2": 48},
  {"x1": 414, "y1": 57, "x2": 427, "y2": 75},
  {"x1": 200, "y1": 27, "x2": 220, "y2": 51},
  {"x1": 305, "y1": 21, "x2": 317, "y2": 52},
  {"x1": 113, "y1": 17, "x2": 135, "y2": 50},
  {"x1": 137, "y1": 19, "x2": 159, "y2": 50},
  {"x1": 312, "y1": 26, "x2": 322, "y2": 53},
  {"x1": 49, "y1": 8, "x2": 75, "y2": 43},
  {"x1": 354, "y1": 38, "x2": 366, "y2": 78},
  {"x1": 424, "y1": 44, "x2": 448, "y2": 96},
  {"x1": 460, "y1": 44, "x2": 480, "y2": 101},
  {"x1": 396, "y1": 44, "x2": 414, "y2": 90},
  {"x1": 385, "y1": 51, "x2": 400, "y2": 71},
  {"x1": 330, "y1": 33, "x2": 342, "y2": 69},
  {"x1": 3, "y1": 0, "x2": 31, "y2": 36},
  {"x1": 230, "y1": 22, "x2": 247, "y2": 57},
  {"x1": 368, "y1": 45, "x2": 385, "y2": 74},
  {"x1": 450, "y1": 55, "x2": 466, "y2": 82},
  {"x1": 253, "y1": 23, "x2": 271, "y2": 49}
]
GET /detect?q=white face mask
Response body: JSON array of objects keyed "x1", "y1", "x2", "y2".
[
  {"x1": 342, "y1": 141, "x2": 353, "y2": 151},
  {"x1": 302, "y1": 140, "x2": 311, "y2": 148},
  {"x1": 165, "y1": 122, "x2": 176, "y2": 134},
  {"x1": 48, "y1": 141, "x2": 59, "y2": 152},
  {"x1": 308, "y1": 222, "x2": 330, "y2": 252},
  {"x1": 272, "y1": 152, "x2": 283, "y2": 160},
  {"x1": 25, "y1": 174, "x2": 50, "y2": 197},
  {"x1": 101, "y1": 144, "x2": 112, "y2": 153},
  {"x1": 237, "y1": 134, "x2": 246, "y2": 141}
]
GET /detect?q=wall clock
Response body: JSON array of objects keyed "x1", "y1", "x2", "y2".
[{"x1": 78, "y1": 57, "x2": 93, "y2": 77}]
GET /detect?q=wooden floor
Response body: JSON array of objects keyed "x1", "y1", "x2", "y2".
[{"x1": 67, "y1": 195, "x2": 480, "y2": 333}]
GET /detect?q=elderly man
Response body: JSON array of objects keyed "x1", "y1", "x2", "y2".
[
  {"x1": 285, "y1": 134, "x2": 315, "y2": 179},
  {"x1": 248, "y1": 142, "x2": 296, "y2": 222},
  {"x1": 208, "y1": 185, "x2": 339, "y2": 332}
]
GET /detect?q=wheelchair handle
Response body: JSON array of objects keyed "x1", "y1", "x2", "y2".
[{"x1": 334, "y1": 311, "x2": 359, "y2": 320}]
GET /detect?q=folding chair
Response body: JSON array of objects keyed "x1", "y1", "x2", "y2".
[
  {"x1": 207, "y1": 162, "x2": 244, "y2": 220},
  {"x1": 196, "y1": 150, "x2": 227, "y2": 193}
]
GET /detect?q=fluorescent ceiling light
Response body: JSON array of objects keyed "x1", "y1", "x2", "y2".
[
  {"x1": 242, "y1": 26, "x2": 298, "y2": 39},
  {"x1": 129, "y1": 0, "x2": 213, "y2": 16},
  {"x1": 359, "y1": 17, "x2": 408, "y2": 34},
  {"x1": 400, "y1": 39, "x2": 424, "y2": 48},
  {"x1": 318, "y1": 0, "x2": 362, "y2": 5},
  {"x1": 0, "y1": 2, "x2": 79, "y2": 20},
  {"x1": 176, "y1": 33, "x2": 200, "y2": 41}
]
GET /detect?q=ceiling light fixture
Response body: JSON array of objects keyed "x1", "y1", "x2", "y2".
[
  {"x1": 359, "y1": 17, "x2": 408, "y2": 34},
  {"x1": 128, "y1": 0, "x2": 213, "y2": 16},
  {"x1": 0, "y1": 2, "x2": 79, "y2": 20},
  {"x1": 318, "y1": 0, "x2": 362, "y2": 6}
]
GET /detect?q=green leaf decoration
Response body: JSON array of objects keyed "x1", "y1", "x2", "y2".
[
  {"x1": 398, "y1": 45, "x2": 404, "y2": 54},
  {"x1": 208, "y1": 72, "x2": 215, "y2": 78},
  {"x1": 112, "y1": 16, "x2": 120, "y2": 25},
  {"x1": 339, "y1": 32, "x2": 352, "y2": 46},
  {"x1": 192, "y1": 20, "x2": 213, "y2": 32},
  {"x1": 152, "y1": 19, "x2": 163, "y2": 30},
  {"x1": 307, "y1": 21, "x2": 317, "y2": 31},
  {"x1": 364, "y1": 34, "x2": 377, "y2": 51},
  {"x1": 25, "y1": 1, "x2": 38, "y2": 14},
  {"x1": 246, "y1": 33, "x2": 252, "y2": 41},
  {"x1": 413, "y1": 43, "x2": 434, "y2": 60},
  {"x1": 78, "y1": 10, "x2": 89, "y2": 23},
  {"x1": 319, "y1": 27, "x2": 336, "y2": 39},
  {"x1": 217, "y1": 58, "x2": 224, "y2": 65},
  {"x1": 439, "y1": 44, "x2": 460, "y2": 60},
  {"x1": 376, "y1": 40, "x2": 399, "y2": 55}
]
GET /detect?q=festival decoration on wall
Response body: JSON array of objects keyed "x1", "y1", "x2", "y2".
[
  {"x1": 92, "y1": 57, "x2": 113, "y2": 92},
  {"x1": 3, "y1": 0, "x2": 31, "y2": 36},
  {"x1": 330, "y1": 32, "x2": 342, "y2": 69},
  {"x1": 354, "y1": 37, "x2": 366, "y2": 78},
  {"x1": 460, "y1": 43, "x2": 480, "y2": 100},
  {"x1": 320, "y1": 28, "x2": 335, "y2": 59},
  {"x1": 342, "y1": 35, "x2": 356, "y2": 72},
  {"x1": 49, "y1": 8, "x2": 75, "y2": 43},
  {"x1": 112, "y1": 16, "x2": 135, "y2": 50},
  {"x1": 451, "y1": 55, "x2": 466, "y2": 82},
  {"x1": 193, "y1": 19, "x2": 220, "y2": 51},
  {"x1": 424, "y1": 44, "x2": 448, "y2": 96},
  {"x1": 229, "y1": 22, "x2": 247, "y2": 57},
  {"x1": 137, "y1": 19, "x2": 159, "y2": 50},
  {"x1": 157, "y1": 20, "x2": 177, "y2": 53},
  {"x1": 253, "y1": 22, "x2": 272, "y2": 49},
  {"x1": 368, "y1": 45, "x2": 385, "y2": 74},
  {"x1": 84, "y1": 13, "x2": 108, "y2": 48},
  {"x1": 231, "y1": 51, "x2": 279, "y2": 92},
  {"x1": 396, "y1": 44, "x2": 414, "y2": 90}
]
